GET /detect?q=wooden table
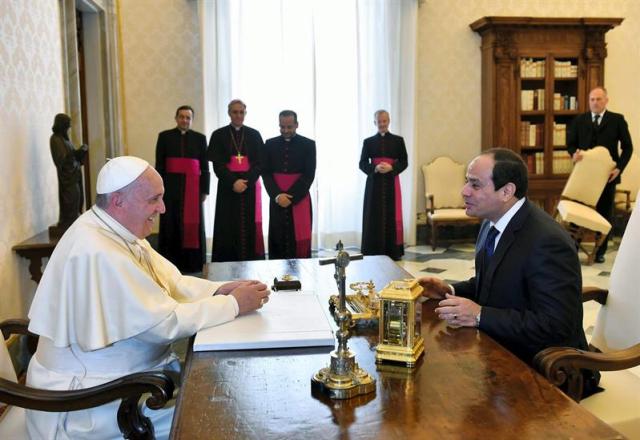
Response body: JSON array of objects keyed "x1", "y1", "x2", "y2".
[
  {"x1": 12, "y1": 231, "x2": 59, "y2": 283},
  {"x1": 170, "y1": 256, "x2": 621, "y2": 439}
]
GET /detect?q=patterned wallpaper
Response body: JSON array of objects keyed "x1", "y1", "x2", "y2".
[
  {"x1": 118, "y1": 0, "x2": 205, "y2": 164},
  {"x1": 0, "y1": 0, "x2": 64, "y2": 319},
  {"x1": 416, "y1": 0, "x2": 640, "y2": 211},
  {"x1": 2, "y1": 1, "x2": 638, "y2": 316}
]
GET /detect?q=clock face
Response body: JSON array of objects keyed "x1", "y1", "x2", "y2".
[{"x1": 382, "y1": 301, "x2": 407, "y2": 346}]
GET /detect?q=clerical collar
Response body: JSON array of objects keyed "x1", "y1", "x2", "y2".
[
  {"x1": 284, "y1": 134, "x2": 297, "y2": 142},
  {"x1": 179, "y1": 129, "x2": 188, "y2": 135},
  {"x1": 231, "y1": 124, "x2": 243, "y2": 131},
  {"x1": 91, "y1": 206, "x2": 138, "y2": 244},
  {"x1": 379, "y1": 132, "x2": 388, "y2": 137}
]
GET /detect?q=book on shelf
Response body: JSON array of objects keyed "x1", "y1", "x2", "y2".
[
  {"x1": 523, "y1": 152, "x2": 547, "y2": 175},
  {"x1": 552, "y1": 150, "x2": 573, "y2": 174},
  {"x1": 554, "y1": 60, "x2": 578, "y2": 78},
  {"x1": 521, "y1": 89, "x2": 545, "y2": 111},
  {"x1": 553, "y1": 123, "x2": 567, "y2": 146},
  {"x1": 520, "y1": 122, "x2": 544, "y2": 147},
  {"x1": 535, "y1": 152, "x2": 544, "y2": 175},
  {"x1": 521, "y1": 90, "x2": 533, "y2": 111},
  {"x1": 520, "y1": 58, "x2": 545, "y2": 78},
  {"x1": 553, "y1": 93, "x2": 577, "y2": 110},
  {"x1": 526, "y1": 154, "x2": 536, "y2": 174}
]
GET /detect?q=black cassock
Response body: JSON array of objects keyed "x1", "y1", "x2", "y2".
[
  {"x1": 359, "y1": 132, "x2": 408, "y2": 260},
  {"x1": 155, "y1": 128, "x2": 209, "y2": 273},
  {"x1": 262, "y1": 134, "x2": 316, "y2": 259},
  {"x1": 208, "y1": 124, "x2": 265, "y2": 262}
]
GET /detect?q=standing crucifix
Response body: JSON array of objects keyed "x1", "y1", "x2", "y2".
[{"x1": 312, "y1": 241, "x2": 375, "y2": 399}]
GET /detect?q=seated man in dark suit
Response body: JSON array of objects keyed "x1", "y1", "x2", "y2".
[
  {"x1": 567, "y1": 86, "x2": 634, "y2": 263},
  {"x1": 419, "y1": 148, "x2": 599, "y2": 395}
]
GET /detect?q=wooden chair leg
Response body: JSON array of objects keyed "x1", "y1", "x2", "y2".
[{"x1": 431, "y1": 222, "x2": 438, "y2": 251}]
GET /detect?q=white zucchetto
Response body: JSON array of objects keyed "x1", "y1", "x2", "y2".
[{"x1": 96, "y1": 156, "x2": 149, "y2": 194}]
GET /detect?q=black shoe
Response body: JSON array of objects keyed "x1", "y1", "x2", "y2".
[{"x1": 595, "y1": 255, "x2": 605, "y2": 264}]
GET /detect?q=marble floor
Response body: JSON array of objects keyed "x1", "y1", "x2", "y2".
[{"x1": 396, "y1": 237, "x2": 619, "y2": 342}]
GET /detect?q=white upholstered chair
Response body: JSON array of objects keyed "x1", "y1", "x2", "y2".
[
  {"x1": 0, "y1": 319, "x2": 175, "y2": 439},
  {"x1": 535, "y1": 190, "x2": 640, "y2": 438},
  {"x1": 555, "y1": 146, "x2": 616, "y2": 265},
  {"x1": 615, "y1": 152, "x2": 640, "y2": 216},
  {"x1": 421, "y1": 157, "x2": 479, "y2": 250}
]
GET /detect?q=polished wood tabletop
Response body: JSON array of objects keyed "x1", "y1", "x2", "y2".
[{"x1": 170, "y1": 256, "x2": 621, "y2": 439}]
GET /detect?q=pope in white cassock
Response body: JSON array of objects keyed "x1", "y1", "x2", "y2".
[{"x1": 25, "y1": 156, "x2": 270, "y2": 439}]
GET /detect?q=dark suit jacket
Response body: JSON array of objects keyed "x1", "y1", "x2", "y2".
[
  {"x1": 453, "y1": 200, "x2": 588, "y2": 364},
  {"x1": 567, "y1": 110, "x2": 633, "y2": 184}
]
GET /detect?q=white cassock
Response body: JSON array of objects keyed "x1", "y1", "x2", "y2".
[{"x1": 26, "y1": 206, "x2": 238, "y2": 439}]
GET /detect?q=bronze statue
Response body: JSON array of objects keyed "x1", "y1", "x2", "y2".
[{"x1": 50, "y1": 113, "x2": 88, "y2": 235}]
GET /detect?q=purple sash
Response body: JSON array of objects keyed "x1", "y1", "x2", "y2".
[
  {"x1": 226, "y1": 156, "x2": 264, "y2": 255},
  {"x1": 166, "y1": 158, "x2": 200, "y2": 249},
  {"x1": 273, "y1": 173, "x2": 311, "y2": 258}
]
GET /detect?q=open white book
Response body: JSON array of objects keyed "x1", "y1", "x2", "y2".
[{"x1": 193, "y1": 292, "x2": 335, "y2": 351}]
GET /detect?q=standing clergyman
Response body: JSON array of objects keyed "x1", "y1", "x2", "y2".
[
  {"x1": 262, "y1": 110, "x2": 316, "y2": 259},
  {"x1": 155, "y1": 105, "x2": 209, "y2": 273},
  {"x1": 208, "y1": 100, "x2": 265, "y2": 262}
]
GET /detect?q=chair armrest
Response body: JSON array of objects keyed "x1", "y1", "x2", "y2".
[
  {"x1": 582, "y1": 286, "x2": 608, "y2": 305},
  {"x1": 426, "y1": 194, "x2": 435, "y2": 214},
  {"x1": 1, "y1": 371, "x2": 174, "y2": 439},
  {"x1": 1, "y1": 319, "x2": 38, "y2": 356},
  {"x1": 0, "y1": 319, "x2": 34, "y2": 340},
  {"x1": 534, "y1": 343, "x2": 640, "y2": 402}
]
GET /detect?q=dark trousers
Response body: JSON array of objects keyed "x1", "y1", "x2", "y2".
[{"x1": 595, "y1": 181, "x2": 616, "y2": 257}]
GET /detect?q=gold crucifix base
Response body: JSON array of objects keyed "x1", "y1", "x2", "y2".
[{"x1": 311, "y1": 349, "x2": 376, "y2": 400}]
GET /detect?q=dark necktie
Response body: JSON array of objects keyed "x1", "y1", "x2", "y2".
[
  {"x1": 476, "y1": 225, "x2": 499, "y2": 297},
  {"x1": 484, "y1": 226, "x2": 499, "y2": 258},
  {"x1": 591, "y1": 114, "x2": 600, "y2": 146}
]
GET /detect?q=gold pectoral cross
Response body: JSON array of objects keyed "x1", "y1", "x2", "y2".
[{"x1": 236, "y1": 153, "x2": 244, "y2": 164}]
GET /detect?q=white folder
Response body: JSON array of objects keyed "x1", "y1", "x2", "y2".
[{"x1": 193, "y1": 292, "x2": 335, "y2": 351}]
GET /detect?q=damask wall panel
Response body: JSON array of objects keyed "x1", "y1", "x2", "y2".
[
  {"x1": 119, "y1": 0, "x2": 204, "y2": 164},
  {"x1": 0, "y1": 0, "x2": 64, "y2": 319},
  {"x1": 416, "y1": 0, "x2": 640, "y2": 212}
]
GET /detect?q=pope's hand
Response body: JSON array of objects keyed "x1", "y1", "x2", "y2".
[
  {"x1": 230, "y1": 282, "x2": 270, "y2": 314},
  {"x1": 216, "y1": 280, "x2": 261, "y2": 296}
]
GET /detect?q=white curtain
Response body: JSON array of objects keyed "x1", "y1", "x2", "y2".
[{"x1": 199, "y1": 0, "x2": 417, "y2": 252}]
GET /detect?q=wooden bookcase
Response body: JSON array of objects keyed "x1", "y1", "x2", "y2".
[{"x1": 470, "y1": 17, "x2": 622, "y2": 212}]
